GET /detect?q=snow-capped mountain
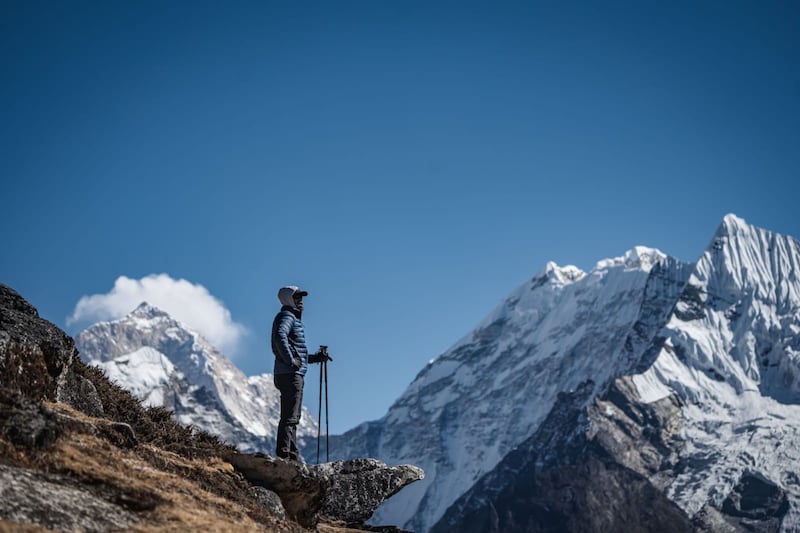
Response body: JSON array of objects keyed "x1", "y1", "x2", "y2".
[
  {"x1": 628, "y1": 214, "x2": 800, "y2": 527},
  {"x1": 323, "y1": 245, "x2": 694, "y2": 531},
  {"x1": 323, "y1": 214, "x2": 800, "y2": 532},
  {"x1": 76, "y1": 303, "x2": 317, "y2": 454}
]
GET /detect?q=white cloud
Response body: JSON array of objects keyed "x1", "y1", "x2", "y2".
[{"x1": 69, "y1": 274, "x2": 247, "y2": 356}]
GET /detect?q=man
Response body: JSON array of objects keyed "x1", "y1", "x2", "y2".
[{"x1": 271, "y1": 285, "x2": 330, "y2": 461}]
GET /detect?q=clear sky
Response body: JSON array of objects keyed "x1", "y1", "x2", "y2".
[{"x1": 2, "y1": 1, "x2": 798, "y2": 434}]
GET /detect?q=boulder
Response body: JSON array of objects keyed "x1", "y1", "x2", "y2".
[
  {"x1": 249, "y1": 486, "x2": 287, "y2": 520},
  {"x1": 224, "y1": 452, "x2": 327, "y2": 527},
  {"x1": 313, "y1": 458, "x2": 424, "y2": 525}
]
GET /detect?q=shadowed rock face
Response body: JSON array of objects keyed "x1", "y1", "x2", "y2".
[
  {"x1": 434, "y1": 375, "x2": 794, "y2": 533},
  {"x1": 0, "y1": 284, "x2": 102, "y2": 415},
  {"x1": 432, "y1": 379, "x2": 694, "y2": 533},
  {"x1": 692, "y1": 473, "x2": 789, "y2": 533},
  {"x1": 720, "y1": 473, "x2": 789, "y2": 525}
]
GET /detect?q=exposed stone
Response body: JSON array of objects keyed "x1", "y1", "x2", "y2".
[
  {"x1": 0, "y1": 391, "x2": 62, "y2": 449},
  {"x1": 693, "y1": 505, "x2": 744, "y2": 532},
  {"x1": 312, "y1": 458, "x2": 424, "y2": 524},
  {"x1": 0, "y1": 284, "x2": 103, "y2": 417},
  {"x1": 225, "y1": 452, "x2": 327, "y2": 527},
  {"x1": 0, "y1": 464, "x2": 138, "y2": 532},
  {"x1": 250, "y1": 486, "x2": 287, "y2": 520},
  {"x1": 57, "y1": 369, "x2": 104, "y2": 418},
  {"x1": 718, "y1": 473, "x2": 789, "y2": 532},
  {"x1": 587, "y1": 376, "x2": 684, "y2": 487}
]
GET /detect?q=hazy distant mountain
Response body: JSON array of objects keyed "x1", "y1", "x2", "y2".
[
  {"x1": 323, "y1": 214, "x2": 800, "y2": 533},
  {"x1": 76, "y1": 303, "x2": 317, "y2": 454}
]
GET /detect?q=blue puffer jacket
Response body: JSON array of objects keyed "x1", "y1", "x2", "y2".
[{"x1": 271, "y1": 305, "x2": 308, "y2": 376}]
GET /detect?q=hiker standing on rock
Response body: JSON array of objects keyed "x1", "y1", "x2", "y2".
[{"x1": 271, "y1": 286, "x2": 330, "y2": 461}]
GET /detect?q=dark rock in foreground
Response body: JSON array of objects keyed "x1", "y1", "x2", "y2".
[
  {"x1": 0, "y1": 464, "x2": 139, "y2": 531},
  {"x1": 0, "y1": 284, "x2": 103, "y2": 415}
]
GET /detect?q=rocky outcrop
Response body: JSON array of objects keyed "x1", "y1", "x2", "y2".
[
  {"x1": 0, "y1": 464, "x2": 139, "y2": 531},
  {"x1": 693, "y1": 473, "x2": 789, "y2": 533},
  {"x1": 313, "y1": 459, "x2": 425, "y2": 525},
  {"x1": 226, "y1": 452, "x2": 424, "y2": 528},
  {"x1": 224, "y1": 452, "x2": 327, "y2": 527},
  {"x1": 0, "y1": 284, "x2": 102, "y2": 414}
]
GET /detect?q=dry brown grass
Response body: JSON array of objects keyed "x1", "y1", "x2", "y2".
[
  {"x1": 72, "y1": 360, "x2": 235, "y2": 459},
  {"x1": 2, "y1": 401, "x2": 305, "y2": 533},
  {"x1": 0, "y1": 520, "x2": 52, "y2": 532}
]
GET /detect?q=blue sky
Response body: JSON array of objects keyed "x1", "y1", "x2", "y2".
[{"x1": 2, "y1": 1, "x2": 798, "y2": 434}]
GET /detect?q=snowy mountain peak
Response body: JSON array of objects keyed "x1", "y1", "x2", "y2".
[
  {"x1": 624, "y1": 245, "x2": 667, "y2": 270},
  {"x1": 693, "y1": 213, "x2": 800, "y2": 308},
  {"x1": 117, "y1": 301, "x2": 177, "y2": 334},
  {"x1": 538, "y1": 261, "x2": 586, "y2": 284},
  {"x1": 719, "y1": 212, "x2": 748, "y2": 235},
  {"x1": 628, "y1": 215, "x2": 800, "y2": 525},
  {"x1": 594, "y1": 246, "x2": 667, "y2": 273},
  {"x1": 331, "y1": 237, "x2": 692, "y2": 531},
  {"x1": 130, "y1": 301, "x2": 168, "y2": 318}
]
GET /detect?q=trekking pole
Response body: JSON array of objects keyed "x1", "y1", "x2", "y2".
[
  {"x1": 317, "y1": 358, "x2": 323, "y2": 464},
  {"x1": 324, "y1": 359, "x2": 330, "y2": 462}
]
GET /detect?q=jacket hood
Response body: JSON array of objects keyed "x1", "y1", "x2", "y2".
[{"x1": 278, "y1": 286, "x2": 305, "y2": 308}]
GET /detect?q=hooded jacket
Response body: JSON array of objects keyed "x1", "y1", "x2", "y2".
[{"x1": 271, "y1": 290, "x2": 309, "y2": 376}]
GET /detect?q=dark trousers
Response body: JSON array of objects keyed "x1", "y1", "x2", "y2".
[{"x1": 274, "y1": 373, "x2": 304, "y2": 461}]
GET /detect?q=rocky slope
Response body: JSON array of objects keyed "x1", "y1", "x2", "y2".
[
  {"x1": 75, "y1": 302, "x2": 317, "y2": 454},
  {"x1": 324, "y1": 214, "x2": 800, "y2": 533},
  {"x1": 0, "y1": 284, "x2": 422, "y2": 532}
]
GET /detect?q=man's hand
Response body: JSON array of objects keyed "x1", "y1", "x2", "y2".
[{"x1": 309, "y1": 350, "x2": 333, "y2": 364}]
